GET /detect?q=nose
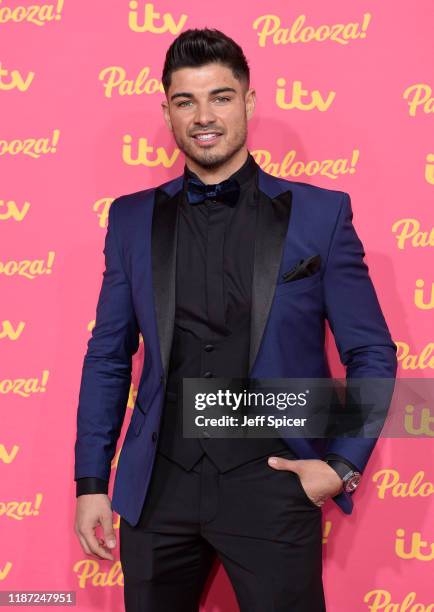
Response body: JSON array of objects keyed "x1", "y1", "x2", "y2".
[{"x1": 193, "y1": 101, "x2": 217, "y2": 126}]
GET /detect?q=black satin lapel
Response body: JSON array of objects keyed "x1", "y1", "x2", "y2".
[
  {"x1": 151, "y1": 187, "x2": 181, "y2": 378},
  {"x1": 248, "y1": 188, "x2": 292, "y2": 373}
]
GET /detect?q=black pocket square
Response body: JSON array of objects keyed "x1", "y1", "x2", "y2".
[{"x1": 281, "y1": 254, "x2": 321, "y2": 282}]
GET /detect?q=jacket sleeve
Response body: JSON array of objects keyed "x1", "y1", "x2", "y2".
[
  {"x1": 74, "y1": 197, "x2": 140, "y2": 483},
  {"x1": 322, "y1": 192, "x2": 398, "y2": 472}
]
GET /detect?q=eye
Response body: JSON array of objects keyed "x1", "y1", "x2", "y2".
[
  {"x1": 214, "y1": 96, "x2": 231, "y2": 103},
  {"x1": 177, "y1": 100, "x2": 192, "y2": 107}
]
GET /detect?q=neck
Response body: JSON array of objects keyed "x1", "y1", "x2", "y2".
[{"x1": 185, "y1": 147, "x2": 249, "y2": 184}]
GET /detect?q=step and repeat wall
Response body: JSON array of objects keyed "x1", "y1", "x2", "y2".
[{"x1": 1, "y1": 1, "x2": 433, "y2": 610}]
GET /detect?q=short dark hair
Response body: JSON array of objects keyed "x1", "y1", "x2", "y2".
[{"x1": 162, "y1": 28, "x2": 250, "y2": 93}]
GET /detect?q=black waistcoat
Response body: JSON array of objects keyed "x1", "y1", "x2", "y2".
[{"x1": 156, "y1": 153, "x2": 291, "y2": 472}]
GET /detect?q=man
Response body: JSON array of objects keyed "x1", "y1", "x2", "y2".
[{"x1": 74, "y1": 28, "x2": 397, "y2": 611}]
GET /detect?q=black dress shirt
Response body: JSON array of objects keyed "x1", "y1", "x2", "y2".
[
  {"x1": 166, "y1": 152, "x2": 258, "y2": 390},
  {"x1": 76, "y1": 152, "x2": 357, "y2": 496}
]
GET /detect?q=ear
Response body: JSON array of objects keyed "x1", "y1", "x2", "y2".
[
  {"x1": 245, "y1": 88, "x2": 256, "y2": 121},
  {"x1": 161, "y1": 99, "x2": 173, "y2": 132}
]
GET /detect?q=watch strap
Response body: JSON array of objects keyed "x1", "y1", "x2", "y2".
[{"x1": 324, "y1": 459, "x2": 355, "y2": 480}]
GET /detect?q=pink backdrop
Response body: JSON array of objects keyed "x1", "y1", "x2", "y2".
[{"x1": 1, "y1": 1, "x2": 433, "y2": 610}]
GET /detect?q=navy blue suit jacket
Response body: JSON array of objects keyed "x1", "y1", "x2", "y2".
[{"x1": 74, "y1": 165, "x2": 397, "y2": 527}]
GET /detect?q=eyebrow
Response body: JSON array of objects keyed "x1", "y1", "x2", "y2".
[{"x1": 170, "y1": 87, "x2": 237, "y2": 101}]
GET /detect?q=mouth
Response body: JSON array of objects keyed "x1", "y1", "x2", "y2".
[{"x1": 191, "y1": 132, "x2": 223, "y2": 146}]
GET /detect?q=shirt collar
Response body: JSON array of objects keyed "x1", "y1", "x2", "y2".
[{"x1": 182, "y1": 151, "x2": 258, "y2": 194}]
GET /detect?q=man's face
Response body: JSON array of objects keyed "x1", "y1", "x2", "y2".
[{"x1": 162, "y1": 63, "x2": 255, "y2": 170}]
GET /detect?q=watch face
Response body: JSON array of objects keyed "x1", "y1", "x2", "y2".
[{"x1": 345, "y1": 473, "x2": 361, "y2": 493}]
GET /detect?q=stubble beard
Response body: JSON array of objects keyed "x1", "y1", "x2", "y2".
[{"x1": 174, "y1": 124, "x2": 248, "y2": 171}]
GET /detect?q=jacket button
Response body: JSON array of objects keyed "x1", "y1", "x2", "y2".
[
  {"x1": 203, "y1": 371, "x2": 212, "y2": 377},
  {"x1": 152, "y1": 432, "x2": 158, "y2": 442},
  {"x1": 204, "y1": 344, "x2": 214, "y2": 352}
]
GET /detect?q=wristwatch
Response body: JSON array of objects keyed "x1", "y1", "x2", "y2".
[{"x1": 324, "y1": 459, "x2": 362, "y2": 494}]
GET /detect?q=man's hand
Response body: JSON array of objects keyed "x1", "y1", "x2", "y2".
[
  {"x1": 74, "y1": 494, "x2": 117, "y2": 560},
  {"x1": 267, "y1": 457, "x2": 344, "y2": 507}
]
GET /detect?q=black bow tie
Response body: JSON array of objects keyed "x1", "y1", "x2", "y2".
[{"x1": 186, "y1": 176, "x2": 240, "y2": 206}]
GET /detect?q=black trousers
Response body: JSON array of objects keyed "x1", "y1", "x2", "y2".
[{"x1": 119, "y1": 448, "x2": 326, "y2": 612}]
